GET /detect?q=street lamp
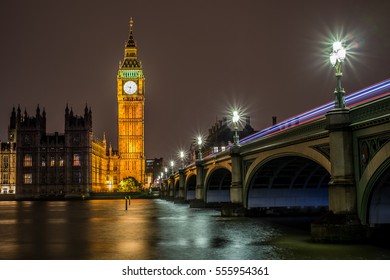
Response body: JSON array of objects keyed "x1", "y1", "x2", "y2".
[
  {"x1": 232, "y1": 110, "x2": 240, "y2": 146},
  {"x1": 164, "y1": 167, "x2": 168, "y2": 179},
  {"x1": 197, "y1": 136, "x2": 203, "y2": 160},
  {"x1": 170, "y1": 160, "x2": 175, "y2": 175},
  {"x1": 179, "y1": 150, "x2": 185, "y2": 168},
  {"x1": 330, "y1": 41, "x2": 347, "y2": 109}
]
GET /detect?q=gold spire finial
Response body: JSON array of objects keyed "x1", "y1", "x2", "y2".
[{"x1": 130, "y1": 17, "x2": 134, "y2": 32}]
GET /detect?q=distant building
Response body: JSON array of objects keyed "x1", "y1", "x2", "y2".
[
  {"x1": 145, "y1": 158, "x2": 163, "y2": 187},
  {"x1": 0, "y1": 134, "x2": 16, "y2": 194},
  {"x1": 190, "y1": 116, "x2": 256, "y2": 160}
]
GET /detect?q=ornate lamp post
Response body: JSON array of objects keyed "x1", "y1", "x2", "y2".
[
  {"x1": 170, "y1": 160, "x2": 175, "y2": 175},
  {"x1": 179, "y1": 150, "x2": 185, "y2": 169},
  {"x1": 232, "y1": 110, "x2": 240, "y2": 146},
  {"x1": 330, "y1": 41, "x2": 347, "y2": 109},
  {"x1": 197, "y1": 136, "x2": 203, "y2": 160}
]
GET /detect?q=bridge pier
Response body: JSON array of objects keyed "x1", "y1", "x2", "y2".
[
  {"x1": 311, "y1": 108, "x2": 366, "y2": 242},
  {"x1": 190, "y1": 159, "x2": 206, "y2": 207},
  {"x1": 174, "y1": 169, "x2": 186, "y2": 203},
  {"x1": 221, "y1": 145, "x2": 246, "y2": 216}
]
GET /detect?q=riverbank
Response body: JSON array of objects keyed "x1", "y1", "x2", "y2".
[
  {"x1": 0, "y1": 191, "x2": 158, "y2": 201},
  {"x1": 0, "y1": 194, "x2": 15, "y2": 201}
]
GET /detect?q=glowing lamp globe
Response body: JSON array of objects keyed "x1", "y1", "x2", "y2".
[
  {"x1": 330, "y1": 41, "x2": 346, "y2": 66},
  {"x1": 232, "y1": 111, "x2": 240, "y2": 123},
  {"x1": 197, "y1": 136, "x2": 202, "y2": 146}
]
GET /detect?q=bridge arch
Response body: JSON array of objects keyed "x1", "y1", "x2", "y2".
[
  {"x1": 204, "y1": 167, "x2": 232, "y2": 203},
  {"x1": 185, "y1": 173, "x2": 197, "y2": 200},
  {"x1": 245, "y1": 153, "x2": 330, "y2": 209},
  {"x1": 174, "y1": 178, "x2": 180, "y2": 198},
  {"x1": 358, "y1": 141, "x2": 390, "y2": 225}
]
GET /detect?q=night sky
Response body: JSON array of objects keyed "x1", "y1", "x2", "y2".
[{"x1": 1, "y1": 0, "x2": 390, "y2": 161}]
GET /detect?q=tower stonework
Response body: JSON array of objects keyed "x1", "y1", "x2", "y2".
[{"x1": 117, "y1": 18, "x2": 145, "y2": 185}]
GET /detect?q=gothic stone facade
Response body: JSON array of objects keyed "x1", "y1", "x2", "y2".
[{"x1": 2, "y1": 105, "x2": 119, "y2": 199}]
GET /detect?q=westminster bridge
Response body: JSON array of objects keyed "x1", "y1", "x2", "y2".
[{"x1": 162, "y1": 78, "x2": 390, "y2": 241}]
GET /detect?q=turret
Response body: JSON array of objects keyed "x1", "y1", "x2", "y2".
[
  {"x1": 9, "y1": 107, "x2": 16, "y2": 130},
  {"x1": 65, "y1": 104, "x2": 92, "y2": 132}
]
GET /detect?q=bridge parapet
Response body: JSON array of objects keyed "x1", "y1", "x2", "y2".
[{"x1": 169, "y1": 91, "x2": 390, "y2": 242}]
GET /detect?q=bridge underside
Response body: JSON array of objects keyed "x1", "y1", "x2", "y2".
[
  {"x1": 248, "y1": 156, "x2": 330, "y2": 209},
  {"x1": 186, "y1": 175, "x2": 196, "y2": 200},
  {"x1": 206, "y1": 168, "x2": 231, "y2": 203},
  {"x1": 368, "y1": 167, "x2": 390, "y2": 225},
  {"x1": 174, "y1": 181, "x2": 179, "y2": 198}
]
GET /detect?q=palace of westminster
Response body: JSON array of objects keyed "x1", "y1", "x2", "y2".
[
  {"x1": 0, "y1": 19, "x2": 148, "y2": 199},
  {"x1": 0, "y1": 19, "x2": 255, "y2": 199}
]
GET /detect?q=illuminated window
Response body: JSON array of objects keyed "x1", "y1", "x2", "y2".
[
  {"x1": 73, "y1": 153, "x2": 81, "y2": 166},
  {"x1": 24, "y1": 154, "x2": 33, "y2": 167},
  {"x1": 59, "y1": 156, "x2": 64, "y2": 167},
  {"x1": 41, "y1": 155, "x2": 46, "y2": 167},
  {"x1": 50, "y1": 156, "x2": 55, "y2": 167},
  {"x1": 24, "y1": 173, "x2": 32, "y2": 184},
  {"x1": 2, "y1": 173, "x2": 9, "y2": 184},
  {"x1": 3, "y1": 156, "x2": 9, "y2": 169},
  {"x1": 213, "y1": 147, "x2": 219, "y2": 153}
]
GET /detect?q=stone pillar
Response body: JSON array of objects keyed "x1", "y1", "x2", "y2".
[
  {"x1": 195, "y1": 159, "x2": 204, "y2": 200},
  {"x1": 230, "y1": 145, "x2": 243, "y2": 204},
  {"x1": 311, "y1": 108, "x2": 365, "y2": 242},
  {"x1": 326, "y1": 109, "x2": 356, "y2": 213},
  {"x1": 169, "y1": 175, "x2": 174, "y2": 198},
  {"x1": 175, "y1": 169, "x2": 186, "y2": 203},
  {"x1": 221, "y1": 145, "x2": 246, "y2": 216},
  {"x1": 162, "y1": 179, "x2": 168, "y2": 197},
  {"x1": 190, "y1": 159, "x2": 206, "y2": 207}
]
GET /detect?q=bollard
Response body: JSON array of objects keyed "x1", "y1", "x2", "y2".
[
  {"x1": 128, "y1": 196, "x2": 131, "y2": 206},
  {"x1": 125, "y1": 197, "x2": 128, "y2": 210}
]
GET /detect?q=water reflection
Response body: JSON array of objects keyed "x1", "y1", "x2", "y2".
[{"x1": 0, "y1": 199, "x2": 389, "y2": 260}]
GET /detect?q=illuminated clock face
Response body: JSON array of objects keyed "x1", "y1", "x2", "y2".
[{"x1": 123, "y1": 81, "x2": 138, "y2": 94}]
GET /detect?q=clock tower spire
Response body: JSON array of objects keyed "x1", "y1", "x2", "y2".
[{"x1": 117, "y1": 17, "x2": 145, "y2": 185}]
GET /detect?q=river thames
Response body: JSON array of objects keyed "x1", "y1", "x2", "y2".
[{"x1": 0, "y1": 199, "x2": 389, "y2": 260}]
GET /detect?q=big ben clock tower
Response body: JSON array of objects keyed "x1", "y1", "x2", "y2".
[{"x1": 117, "y1": 18, "x2": 145, "y2": 185}]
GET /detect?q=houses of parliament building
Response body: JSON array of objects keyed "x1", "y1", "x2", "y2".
[{"x1": 0, "y1": 19, "x2": 146, "y2": 199}]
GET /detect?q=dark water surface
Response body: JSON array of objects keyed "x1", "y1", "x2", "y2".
[{"x1": 0, "y1": 199, "x2": 389, "y2": 260}]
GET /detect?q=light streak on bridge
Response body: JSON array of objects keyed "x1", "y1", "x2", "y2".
[{"x1": 239, "y1": 78, "x2": 390, "y2": 145}]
